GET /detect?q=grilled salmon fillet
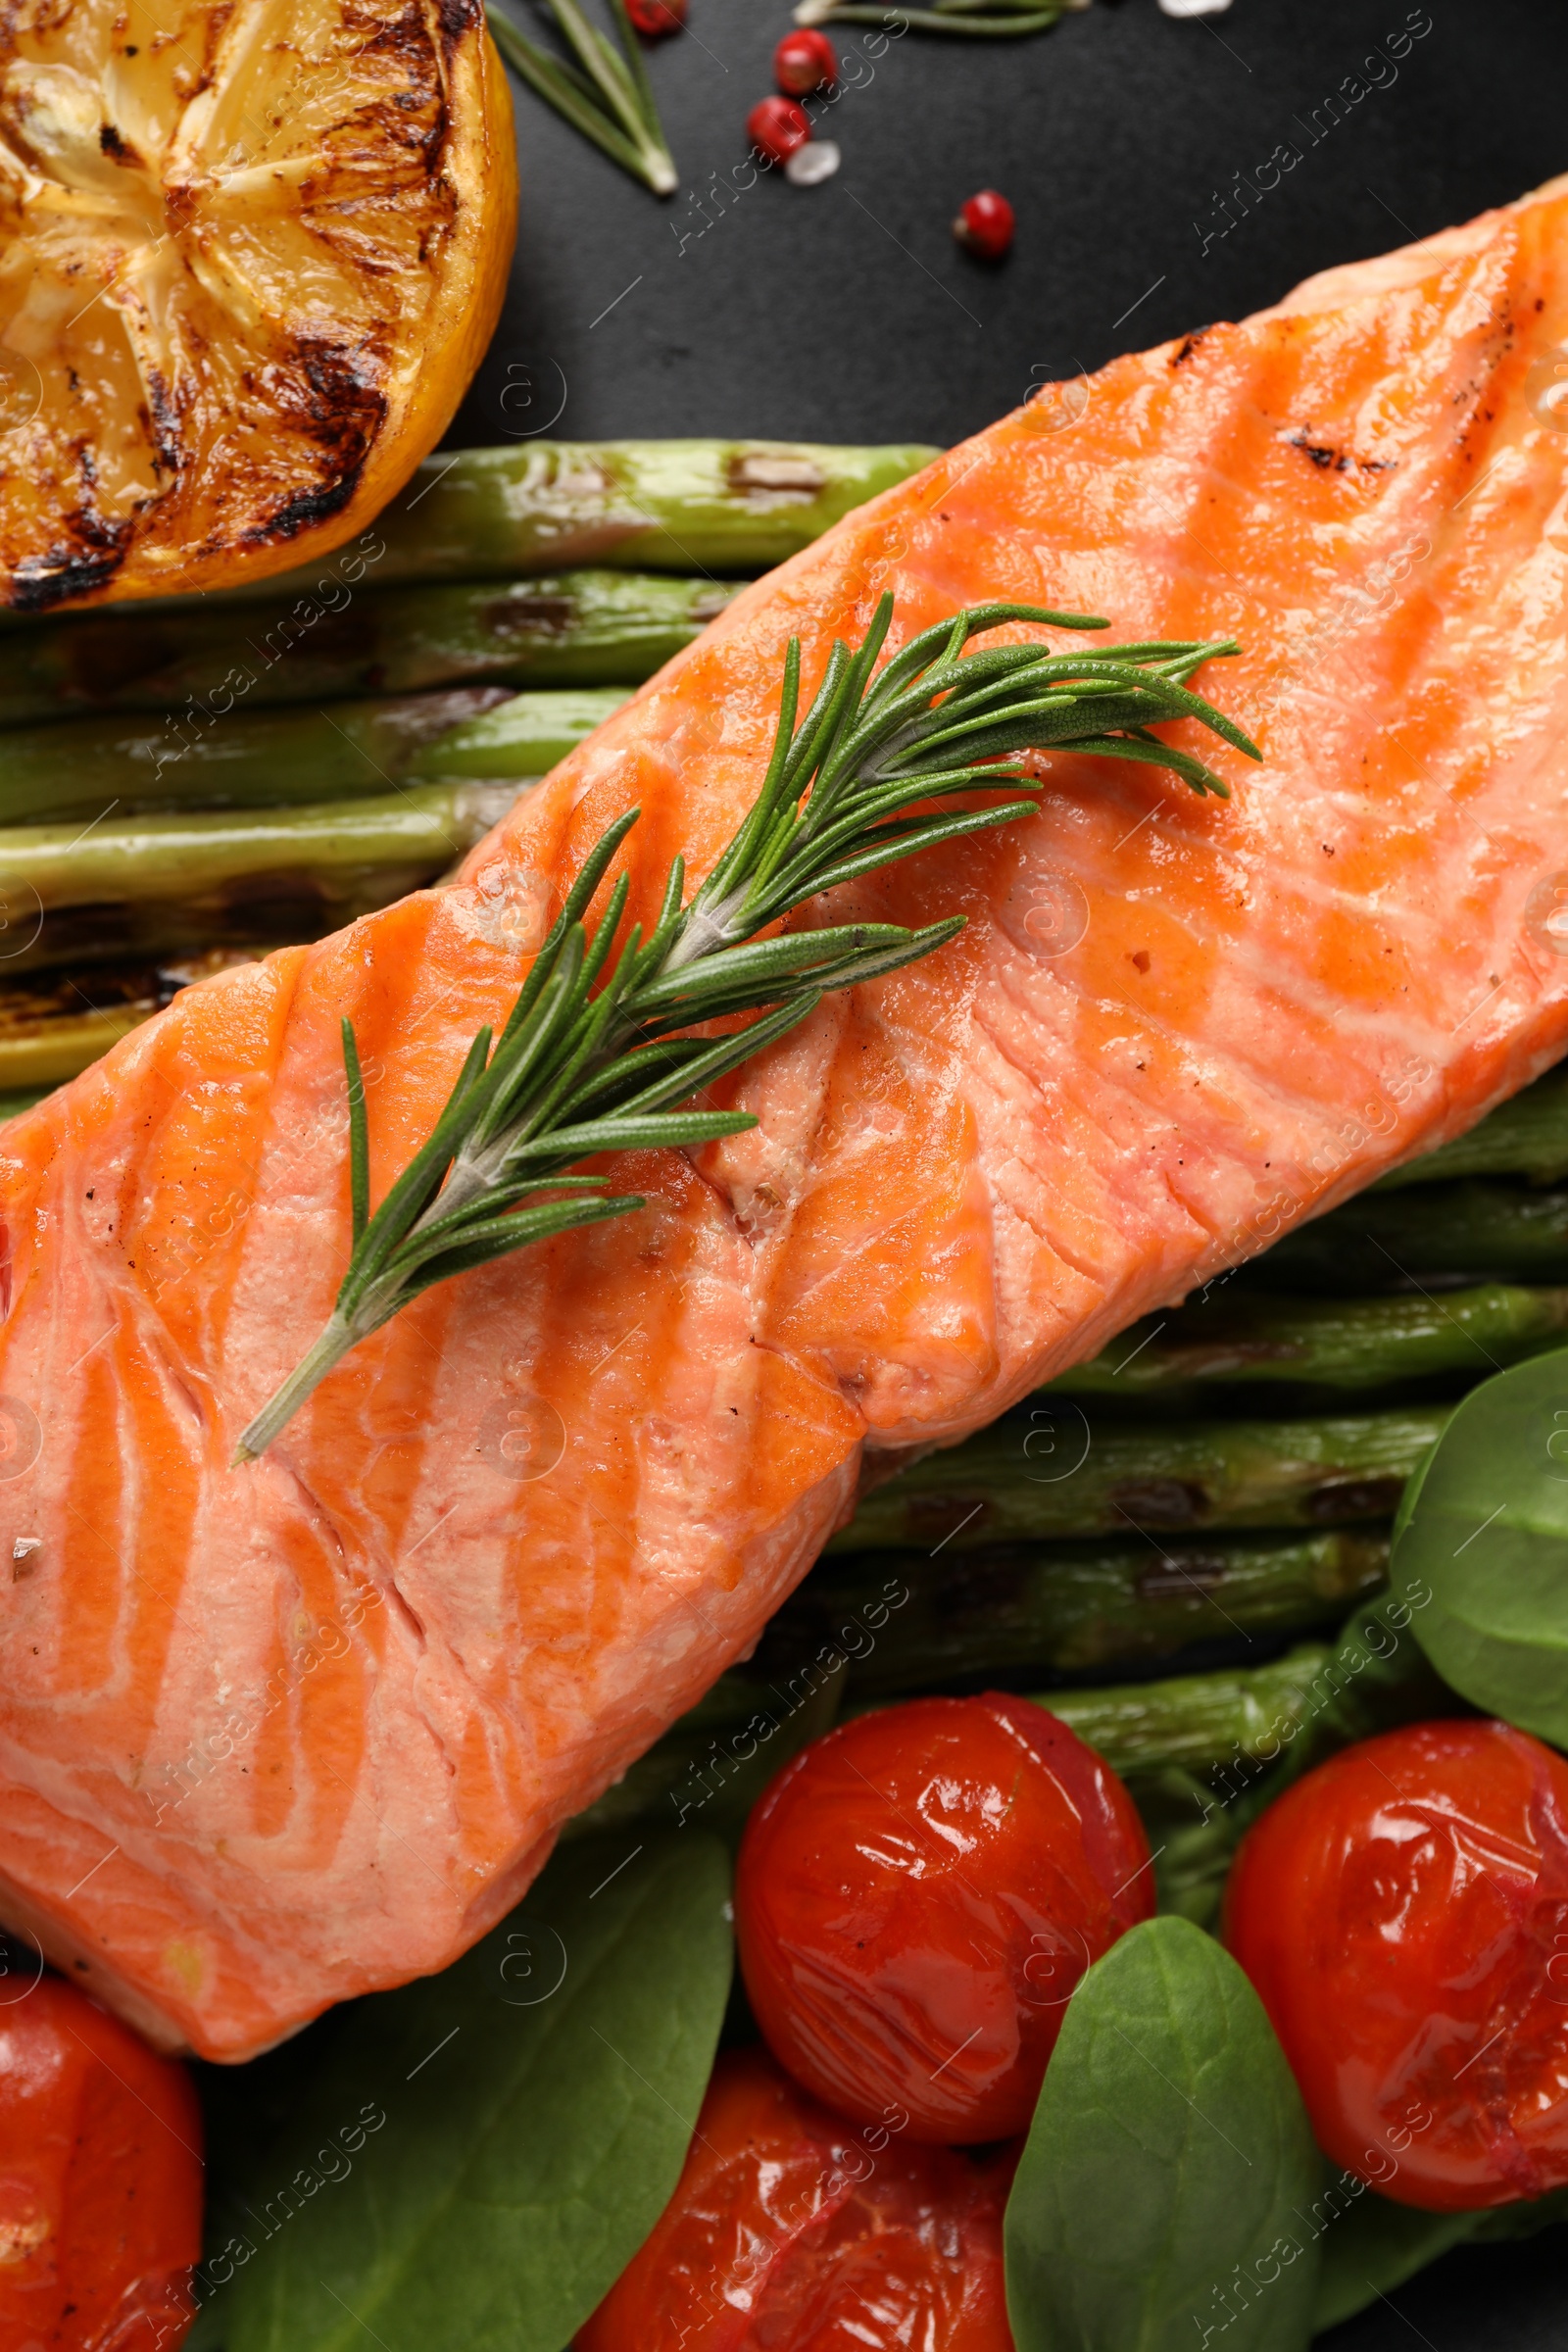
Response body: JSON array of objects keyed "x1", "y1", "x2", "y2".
[{"x1": 4, "y1": 179, "x2": 1568, "y2": 2059}]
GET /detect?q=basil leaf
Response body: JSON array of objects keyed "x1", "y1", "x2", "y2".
[
  {"x1": 1312, "y1": 2182, "x2": 1568, "y2": 2329},
  {"x1": 191, "y1": 1832, "x2": 732, "y2": 2352},
  {"x1": 1004, "y1": 1915, "x2": 1322, "y2": 2351},
  {"x1": 1389, "y1": 1345, "x2": 1568, "y2": 1744}
]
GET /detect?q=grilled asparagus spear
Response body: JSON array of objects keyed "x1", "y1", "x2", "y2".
[
  {"x1": 0, "y1": 688, "x2": 624, "y2": 828},
  {"x1": 0, "y1": 573, "x2": 738, "y2": 726},
  {"x1": 754, "y1": 1527, "x2": 1390, "y2": 1693},
  {"x1": 831, "y1": 1406, "x2": 1448, "y2": 1551},
  {"x1": 412, "y1": 691, "x2": 627, "y2": 782},
  {"x1": 220, "y1": 441, "x2": 940, "y2": 598},
  {"x1": 1241, "y1": 1177, "x2": 1568, "y2": 1290},
  {"x1": 0, "y1": 784, "x2": 525, "y2": 974},
  {"x1": 563, "y1": 1595, "x2": 1451, "y2": 1855},
  {"x1": 1050, "y1": 1597, "x2": 1454, "y2": 1789},
  {"x1": 1050, "y1": 1281, "x2": 1568, "y2": 1399},
  {"x1": 1044, "y1": 1644, "x2": 1343, "y2": 1782}
]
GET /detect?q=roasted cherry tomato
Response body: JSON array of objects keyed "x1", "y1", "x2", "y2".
[
  {"x1": 735, "y1": 1694, "x2": 1153, "y2": 2142},
  {"x1": 574, "y1": 2047, "x2": 1015, "y2": 2351},
  {"x1": 1226, "y1": 1720, "x2": 1568, "y2": 2211},
  {"x1": 0, "y1": 1965, "x2": 204, "y2": 2348}
]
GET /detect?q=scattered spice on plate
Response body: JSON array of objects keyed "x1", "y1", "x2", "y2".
[
  {"x1": 786, "y1": 139, "x2": 841, "y2": 185},
  {"x1": 625, "y1": 0, "x2": 685, "y2": 30},
  {"x1": 774, "y1": 27, "x2": 836, "y2": 92},
  {"x1": 954, "y1": 187, "x2": 1015, "y2": 259},
  {"x1": 748, "y1": 94, "x2": 810, "y2": 164}
]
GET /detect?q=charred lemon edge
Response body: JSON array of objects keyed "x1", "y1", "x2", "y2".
[
  {"x1": 16, "y1": 11, "x2": 518, "y2": 612},
  {"x1": 265, "y1": 16, "x2": 521, "y2": 597}
]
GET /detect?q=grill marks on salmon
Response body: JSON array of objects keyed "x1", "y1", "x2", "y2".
[{"x1": 4, "y1": 180, "x2": 1568, "y2": 2057}]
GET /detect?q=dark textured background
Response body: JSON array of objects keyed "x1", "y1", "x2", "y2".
[
  {"x1": 452, "y1": 1, "x2": 1568, "y2": 2338},
  {"x1": 450, "y1": 0, "x2": 1567, "y2": 456}
]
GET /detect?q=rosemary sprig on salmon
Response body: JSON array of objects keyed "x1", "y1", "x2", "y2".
[{"x1": 234, "y1": 594, "x2": 1256, "y2": 1461}]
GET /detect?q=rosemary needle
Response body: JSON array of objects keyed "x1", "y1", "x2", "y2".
[
  {"x1": 234, "y1": 594, "x2": 1257, "y2": 1462},
  {"x1": 487, "y1": 0, "x2": 677, "y2": 198}
]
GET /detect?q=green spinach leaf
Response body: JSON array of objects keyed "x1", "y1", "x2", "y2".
[
  {"x1": 190, "y1": 1831, "x2": 732, "y2": 2352},
  {"x1": 1470, "y1": 2182, "x2": 1568, "y2": 2241},
  {"x1": 1004, "y1": 1915, "x2": 1322, "y2": 2351},
  {"x1": 1312, "y1": 2182, "x2": 1568, "y2": 2329},
  {"x1": 1311, "y1": 2197, "x2": 1481, "y2": 2330},
  {"x1": 1389, "y1": 1344, "x2": 1568, "y2": 1744}
]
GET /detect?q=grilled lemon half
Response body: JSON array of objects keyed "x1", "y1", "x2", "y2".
[{"x1": 0, "y1": 0, "x2": 516, "y2": 610}]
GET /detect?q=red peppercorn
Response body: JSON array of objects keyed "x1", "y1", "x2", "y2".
[
  {"x1": 773, "y1": 27, "x2": 836, "y2": 95},
  {"x1": 624, "y1": 0, "x2": 685, "y2": 34},
  {"x1": 747, "y1": 95, "x2": 810, "y2": 166},
  {"x1": 954, "y1": 189, "x2": 1015, "y2": 261}
]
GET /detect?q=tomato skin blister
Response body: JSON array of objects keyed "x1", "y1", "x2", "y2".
[
  {"x1": 573, "y1": 2046, "x2": 1015, "y2": 2351},
  {"x1": 0, "y1": 1970, "x2": 204, "y2": 2349},
  {"x1": 735, "y1": 1694, "x2": 1153, "y2": 2143},
  {"x1": 1226, "y1": 1719, "x2": 1568, "y2": 2212}
]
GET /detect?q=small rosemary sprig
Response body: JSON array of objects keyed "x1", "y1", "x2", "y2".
[
  {"x1": 234, "y1": 595, "x2": 1256, "y2": 1462},
  {"x1": 794, "y1": 0, "x2": 1088, "y2": 34},
  {"x1": 487, "y1": 0, "x2": 677, "y2": 197}
]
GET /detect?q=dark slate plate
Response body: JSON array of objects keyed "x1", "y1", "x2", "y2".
[{"x1": 449, "y1": 1, "x2": 1568, "y2": 2338}]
